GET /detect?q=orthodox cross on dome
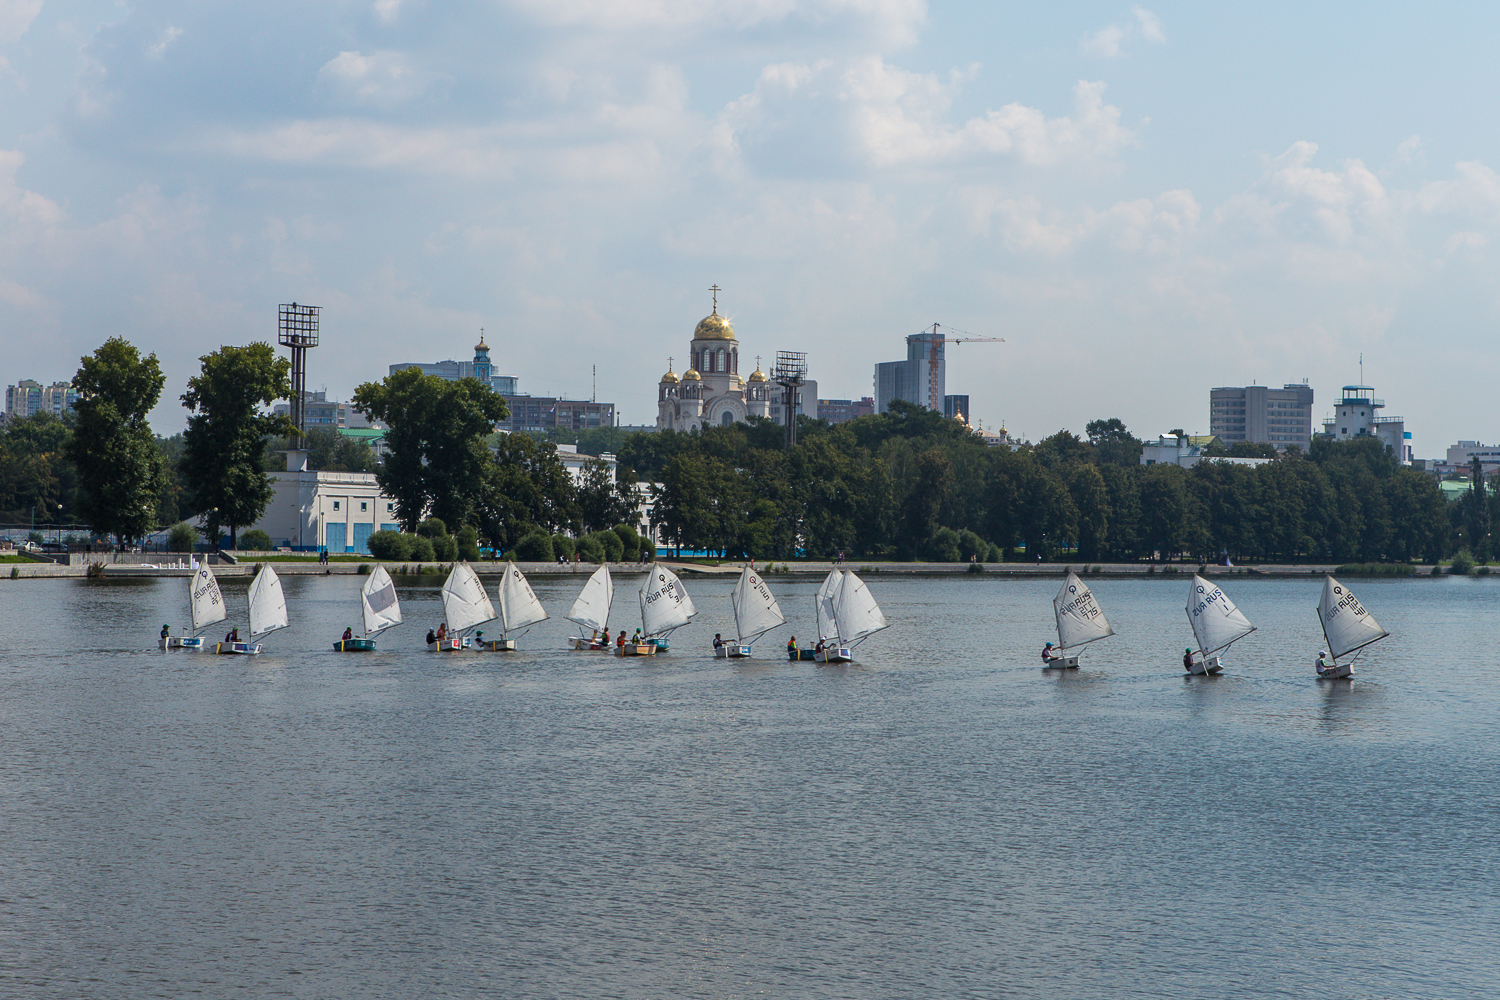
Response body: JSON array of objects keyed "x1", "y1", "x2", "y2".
[
  {"x1": 709, "y1": 284, "x2": 721, "y2": 314},
  {"x1": 668, "y1": 356, "x2": 674, "y2": 369}
]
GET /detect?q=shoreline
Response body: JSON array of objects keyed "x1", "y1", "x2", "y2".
[{"x1": 0, "y1": 559, "x2": 1449, "y2": 580}]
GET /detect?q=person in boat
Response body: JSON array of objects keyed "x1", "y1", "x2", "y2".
[
  {"x1": 474, "y1": 630, "x2": 484, "y2": 646},
  {"x1": 815, "y1": 637, "x2": 826, "y2": 655},
  {"x1": 601, "y1": 628, "x2": 610, "y2": 646},
  {"x1": 225, "y1": 626, "x2": 239, "y2": 643},
  {"x1": 1316, "y1": 650, "x2": 1331, "y2": 674},
  {"x1": 436, "y1": 623, "x2": 447, "y2": 641},
  {"x1": 787, "y1": 636, "x2": 797, "y2": 653},
  {"x1": 616, "y1": 632, "x2": 626, "y2": 649},
  {"x1": 426, "y1": 628, "x2": 436, "y2": 645},
  {"x1": 1042, "y1": 641, "x2": 1056, "y2": 663},
  {"x1": 343, "y1": 627, "x2": 354, "y2": 642},
  {"x1": 1183, "y1": 648, "x2": 1195, "y2": 671},
  {"x1": 633, "y1": 628, "x2": 643, "y2": 644},
  {"x1": 161, "y1": 624, "x2": 171, "y2": 640},
  {"x1": 713, "y1": 634, "x2": 723, "y2": 649}
]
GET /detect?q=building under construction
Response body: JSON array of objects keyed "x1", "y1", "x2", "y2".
[{"x1": 874, "y1": 325, "x2": 1001, "y2": 416}]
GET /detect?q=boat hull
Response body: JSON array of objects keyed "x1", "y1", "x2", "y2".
[
  {"x1": 645, "y1": 637, "x2": 670, "y2": 652},
  {"x1": 429, "y1": 637, "x2": 466, "y2": 651},
  {"x1": 570, "y1": 637, "x2": 611, "y2": 650},
  {"x1": 815, "y1": 647, "x2": 852, "y2": 663},
  {"x1": 160, "y1": 636, "x2": 206, "y2": 650},
  {"x1": 787, "y1": 648, "x2": 815, "y2": 661},
  {"x1": 215, "y1": 641, "x2": 263, "y2": 655},
  {"x1": 615, "y1": 643, "x2": 657, "y2": 657},
  {"x1": 1316, "y1": 660, "x2": 1353, "y2": 679},
  {"x1": 476, "y1": 638, "x2": 517, "y2": 651},
  {"x1": 333, "y1": 638, "x2": 377, "y2": 652},
  {"x1": 1185, "y1": 655, "x2": 1223, "y2": 675},
  {"x1": 1043, "y1": 654, "x2": 1080, "y2": 669},
  {"x1": 714, "y1": 644, "x2": 752, "y2": 658}
]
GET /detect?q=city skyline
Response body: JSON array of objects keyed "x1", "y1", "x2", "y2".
[{"x1": 3, "y1": 4, "x2": 1500, "y2": 446}]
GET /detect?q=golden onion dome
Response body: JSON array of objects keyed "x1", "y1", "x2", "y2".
[
  {"x1": 682, "y1": 368, "x2": 702, "y2": 381},
  {"x1": 474, "y1": 333, "x2": 489, "y2": 353},
  {"x1": 747, "y1": 368, "x2": 767, "y2": 383},
  {"x1": 693, "y1": 311, "x2": 735, "y2": 341},
  {"x1": 660, "y1": 365, "x2": 679, "y2": 384}
]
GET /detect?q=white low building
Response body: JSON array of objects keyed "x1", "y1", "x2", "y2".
[{"x1": 247, "y1": 452, "x2": 400, "y2": 553}]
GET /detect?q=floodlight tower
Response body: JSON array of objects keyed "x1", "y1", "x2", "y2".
[
  {"x1": 278, "y1": 302, "x2": 320, "y2": 437},
  {"x1": 772, "y1": 350, "x2": 808, "y2": 449}
]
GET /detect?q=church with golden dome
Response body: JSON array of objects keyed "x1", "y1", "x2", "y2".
[{"x1": 657, "y1": 290, "x2": 817, "y2": 432}]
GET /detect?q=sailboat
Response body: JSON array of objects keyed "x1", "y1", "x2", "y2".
[
  {"x1": 719, "y1": 564, "x2": 785, "y2": 658},
  {"x1": 1184, "y1": 574, "x2": 1255, "y2": 675},
  {"x1": 335, "y1": 565, "x2": 402, "y2": 651},
  {"x1": 814, "y1": 570, "x2": 888, "y2": 663},
  {"x1": 436, "y1": 562, "x2": 496, "y2": 651},
  {"x1": 478, "y1": 561, "x2": 548, "y2": 651},
  {"x1": 566, "y1": 565, "x2": 614, "y2": 650},
  {"x1": 1044, "y1": 570, "x2": 1113, "y2": 668},
  {"x1": 161, "y1": 560, "x2": 225, "y2": 650},
  {"x1": 217, "y1": 564, "x2": 288, "y2": 654},
  {"x1": 636, "y1": 565, "x2": 695, "y2": 655},
  {"x1": 1316, "y1": 575, "x2": 1388, "y2": 679}
]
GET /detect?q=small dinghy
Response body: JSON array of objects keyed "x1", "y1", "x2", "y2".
[
  {"x1": 637, "y1": 564, "x2": 694, "y2": 654},
  {"x1": 1183, "y1": 574, "x2": 1255, "y2": 675},
  {"x1": 218, "y1": 564, "x2": 287, "y2": 654},
  {"x1": 1044, "y1": 571, "x2": 1113, "y2": 669},
  {"x1": 162, "y1": 560, "x2": 225, "y2": 650},
  {"x1": 475, "y1": 561, "x2": 547, "y2": 651},
  {"x1": 718, "y1": 564, "x2": 784, "y2": 658},
  {"x1": 813, "y1": 569, "x2": 888, "y2": 663},
  {"x1": 566, "y1": 565, "x2": 614, "y2": 650},
  {"x1": 435, "y1": 562, "x2": 495, "y2": 651},
  {"x1": 1315, "y1": 575, "x2": 1388, "y2": 679},
  {"x1": 335, "y1": 565, "x2": 402, "y2": 651}
]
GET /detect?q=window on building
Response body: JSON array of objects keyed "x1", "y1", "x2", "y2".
[
  {"x1": 361, "y1": 501, "x2": 367, "y2": 512},
  {"x1": 333, "y1": 501, "x2": 340, "y2": 510}
]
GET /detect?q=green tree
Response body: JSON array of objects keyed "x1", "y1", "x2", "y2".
[
  {"x1": 65, "y1": 337, "x2": 169, "y2": 545},
  {"x1": 479, "y1": 432, "x2": 579, "y2": 549},
  {"x1": 1065, "y1": 463, "x2": 1111, "y2": 562},
  {"x1": 353, "y1": 368, "x2": 509, "y2": 531},
  {"x1": 577, "y1": 457, "x2": 637, "y2": 533},
  {"x1": 180, "y1": 343, "x2": 292, "y2": 549},
  {"x1": 1086, "y1": 418, "x2": 1143, "y2": 467}
]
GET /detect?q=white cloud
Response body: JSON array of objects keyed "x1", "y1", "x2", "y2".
[
  {"x1": 0, "y1": 0, "x2": 43, "y2": 45},
  {"x1": 318, "y1": 50, "x2": 438, "y2": 106},
  {"x1": 502, "y1": 0, "x2": 927, "y2": 44},
  {"x1": 147, "y1": 26, "x2": 183, "y2": 59},
  {"x1": 1081, "y1": 7, "x2": 1165, "y2": 58},
  {"x1": 374, "y1": 0, "x2": 403, "y2": 25}
]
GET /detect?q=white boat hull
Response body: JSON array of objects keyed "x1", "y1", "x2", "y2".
[
  {"x1": 570, "y1": 636, "x2": 611, "y2": 651},
  {"x1": 815, "y1": 647, "x2": 852, "y2": 663},
  {"x1": 160, "y1": 636, "x2": 206, "y2": 650},
  {"x1": 1185, "y1": 655, "x2": 1223, "y2": 675},
  {"x1": 1043, "y1": 654, "x2": 1080, "y2": 669},
  {"x1": 215, "y1": 641, "x2": 263, "y2": 655},
  {"x1": 714, "y1": 644, "x2": 752, "y2": 658},
  {"x1": 1316, "y1": 660, "x2": 1353, "y2": 679},
  {"x1": 479, "y1": 638, "x2": 518, "y2": 651},
  {"x1": 429, "y1": 637, "x2": 466, "y2": 651}
]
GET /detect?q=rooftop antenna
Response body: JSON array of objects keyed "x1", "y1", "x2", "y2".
[
  {"x1": 278, "y1": 302, "x2": 320, "y2": 438},
  {"x1": 592, "y1": 364, "x2": 596, "y2": 403},
  {"x1": 1360, "y1": 353, "x2": 1364, "y2": 384}
]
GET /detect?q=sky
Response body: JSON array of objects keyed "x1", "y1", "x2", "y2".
[{"x1": 3, "y1": 1, "x2": 1500, "y2": 452}]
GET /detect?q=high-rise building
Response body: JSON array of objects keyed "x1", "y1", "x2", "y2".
[
  {"x1": 1209, "y1": 383, "x2": 1314, "y2": 449},
  {"x1": 874, "y1": 329, "x2": 946, "y2": 414},
  {"x1": 943, "y1": 394, "x2": 970, "y2": 423},
  {"x1": 818, "y1": 397, "x2": 875, "y2": 424},
  {"x1": 389, "y1": 335, "x2": 519, "y2": 395},
  {"x1": 5, "y1": 380, "x2": 76, "y2": 419}
]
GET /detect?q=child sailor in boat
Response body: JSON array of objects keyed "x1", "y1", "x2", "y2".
[
  {"x1": 1042, "y1": 641, "x2": 1057, "y2": 663},
  {"x1": 787, "y1": 636, "x2": 797, "y2": 653},
  {"x1": 342, "y1": 627, "x2": 354, "y2": 642},
  {"x1": 1183, "y1": 648, "x2": 1195, "y2": 671},
  {"x1": 225, "y1": 626, "x2": 239, "y2": 643},
  {"x1": 161, "y1": 624, "x2": 171, "y2": 640}
]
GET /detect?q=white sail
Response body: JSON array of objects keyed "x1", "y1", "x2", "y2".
[
  {"x1": 1186, "y1": 574, "x2": 1255, "y2": 657},
  {"x1": 1053, "y1": 571, "x2": 1114, "y2": 650},
  {"x1": 731, "y1": 565, "x2": 785, "y2": 644},
  {"x1": 498, "y1": 561, "x2": 548, "y2": 636},
  {"x1": 566, "y1": 565, "x2": 614, "y2": 633},
  {"x1": 833, "y1": 570, "x2": 888, "y2": 646},
  {"x1": 1318, "y1": 575, "x2": 1388, "y2": 660},
  {"x1": 247, "y1": 564, "x2": 288, "y2": 638},
  {"x1": 441, "y1": 562, "x2": 496, "y2": 634},
  {"x1": 639, "y1": 565, "x2": 696, "y2": 636},
  {"x1": 189, "y1": 562, "x2": 226, "y2": 634},
  {"x1": 815, "y1": 569, "x2": 842, "y2": 641},
  {"x1": 361, "y1": 565, "x2": 402, "y2": 636}
]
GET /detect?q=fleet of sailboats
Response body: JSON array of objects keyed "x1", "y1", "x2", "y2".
[
  {"x1": 1044, "y1": 571, "x2": 1113, "y2": 668},
  {"x1": 336, "y1": 565, "x2": 402, "y2": 651},
  {"x1": 162, "y1": 560, "x2": 225, "y2": 650},
  {"x1": 163, "y1": 560, "x2": 1400, "y2": 682},
  {"x1": 718, "y1": 565, "x2": 785, "y2": 658},
  {"x1": 217, "y1": 564, "x2": 288, "y2": 655},
  {"x1": 1184, "y1": 574, "x2": 1255, "y2": 675},
  {"x1": 437, "y1": 562, "x2": 495, "y2": 650},
  {"x1": 566, "y1": 565, "x2": 614, "y2": 650},
  {"x1": 1315, "y1": 575, "x2": 1388, "y2": 679}
]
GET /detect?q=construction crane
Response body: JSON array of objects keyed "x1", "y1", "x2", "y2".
[{"x1": 910, "y1": 323, "x2": 1005, "y2": 414}]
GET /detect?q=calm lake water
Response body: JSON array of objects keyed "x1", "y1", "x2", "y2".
[{"x1": 0, "y1": 571, "x2": 1496, "y2": 999}]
